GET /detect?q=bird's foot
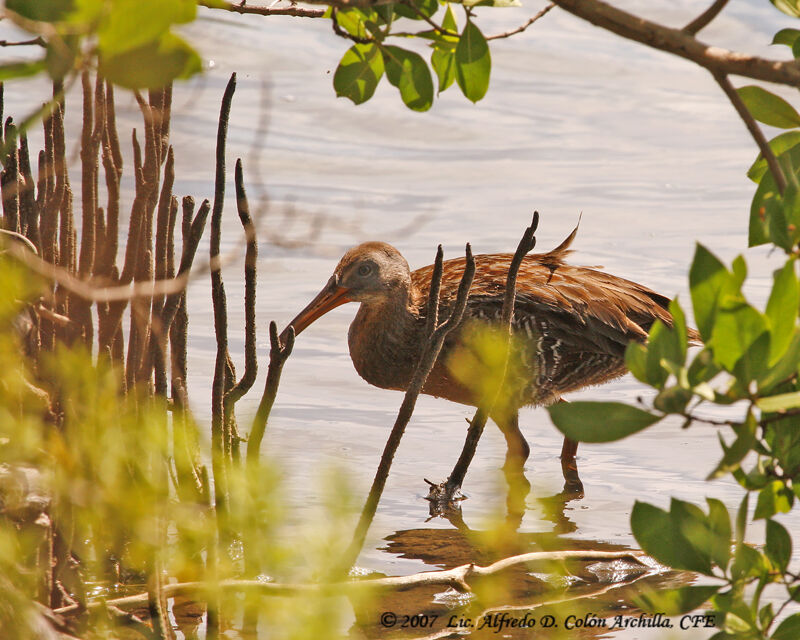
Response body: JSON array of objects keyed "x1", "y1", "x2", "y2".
[
  {"x1": 560, "y1": 457, "x2": 585, "y2": 497},
  {"x1": 424, "y1": 478, "x2": 467, "y2": 510}
]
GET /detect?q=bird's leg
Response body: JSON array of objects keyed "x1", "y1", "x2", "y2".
[
  {"x1": 497, "y1": 411, "x2": 530, "y2": 470},
  {"x1": 431, "y1": 413, "x2": 486, "y2": 503},
  {"x1": 496, "y1": 411, "x2": 532, "y2": 518},
  {"x1": 426, "y1": 409, "x2": 531, "y2": 511},
  {"x1": 557, "y1": 398, "x2": 584, "y2": 495}
]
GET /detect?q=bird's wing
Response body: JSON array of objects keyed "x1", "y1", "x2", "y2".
[{"x1": 411, "y1": 252, "x2": 679, "y2": 357}]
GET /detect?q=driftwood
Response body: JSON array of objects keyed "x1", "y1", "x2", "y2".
[{"x1": 52, "y1": 548, "x2": 653, "y2": 615}]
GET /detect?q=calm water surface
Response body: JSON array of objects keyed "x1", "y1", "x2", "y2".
[{"x1": 3, "y1": 0, "x2": 800, "y2": 636}]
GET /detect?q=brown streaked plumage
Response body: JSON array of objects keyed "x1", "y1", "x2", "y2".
[{"x1": 280, "y1": 230, "x2": 696, "y2": 489}]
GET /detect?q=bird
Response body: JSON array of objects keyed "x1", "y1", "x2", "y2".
[{"x1": 279, "y1": 223, "x2": 695, "y2": 495}]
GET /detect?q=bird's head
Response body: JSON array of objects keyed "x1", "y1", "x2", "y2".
[{"x1": 280, "y1": 242, "x2": 411, "y2": 343}]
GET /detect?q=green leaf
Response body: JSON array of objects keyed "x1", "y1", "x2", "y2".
[
  {"x1": 381, "y1": 45, "x2": 434, "y2": 111},
  {"x1": 733, "y1": 331, "x2": 771, "y2": 386},
  {"x1": 333, "y1": 43, "x2": 384, "y2": 105},
  {"x1": 764, "y1": 415, "x2": 800, "y2": 478},
  {"x1": 669, "y1": 298, "x2": 689, "y2": 355},
  {"x1": 98, "y1": 0, "x2": 196, "y2": 56},
  {"x1": 760, "y1": 603, "x2": 775, "y2": 631},
  {"x1": 455, "y1": 21, "x2": 490, "y2": 103},
  {"x1": 98, "y1": 33, "x2": 201, "y2": 89},
  {"x1": 645, "y1": 306, "x2": 687, "y2": 388},
  {"x1": 334, "y1": 8, "x2": 383, "y2": 39},
  {"x1": 708, "y1": 416, "x2": 757, "y2": 479},
  {"x1": 334, "y1": 9, "x2": 367, "y2": 38},
  {"x1": 689, "y1": 244, "x2": 730, "y2": 340},
  {"x1": 6, "y1": 0, "x2": 73, "y2": 22},
  {"x1": 688, "y1": 348, "x2": 721, "y2": 386},
  {"x1": 766, "y1": 260, "x2": 800, "y2": 362},
  {"x1": 770, "y1": 1, "x2": 800, "y2": 19},
  {"x1": 757, "y1": 390, "x2": 800, "y2": 412},
  {"x1": 782, "y1": 185, "x2": 800, "y2": 244},
  {"x1": 754, "y1": 480, "x2": 794, "y2": 519},
  {"x1": 634, "y1": 585, "x2": 720, "y2": 616},
  {"x1": 0, "y1": 59, "x2": 47, "y2": 82},
  {"x1": 770, "y1": 190, "x2": 794, "y2": 251},
  {"x1": 546, "y1": 401, "x2": 661, "y2": 443},
  {"x1": 653, "y1": 386, "x2": 692, "y2": 414},
  {"x1": 765, "y1": 519, "x2": 792, "y2": 571},
  {"x1": 442, "y1": 3, "x2": 458, "y2": 33},
  {"x1": 735, "y1": 494, "x2": 749, "y2": 546},
  {"x1": 773, "y1": 614, "x2": 800, "y2": 640},
  {"x1": 734, "y1": 459, "x2": 771, "y2": 490},
  {"x1": 631, "y1": 500, "x2": 712, "y2": 574},
  {"x1": 625, "y1": 341, "x2": 649, "y2": 384},
  {"x1": 374, "y1": 3, "x2": 393, "y2": 24},
  {"x1": 751, "y1": 170, "x2": 780, "y2": 247},
  {"x1": 772, "y1": 27, "x2": 800, "y2": 48},
  {"x1": 428, "y1": 5, "x2": 459, "y2": 96},
  {"x1": 394, "y1": 0, "x2": 439, "y2": 20},
  {"x1": 759, "y1": 331, "x2": 800, "y2": 392},
  {"x1": 737, "y1": 86, "x2": 800, "y2": 129},
  {"x1": 674, "y1": 499, "x2": 722, "y2": 573},
  {"x1": 747, "y1": 131, "x2": 800, "y2": 183},
  {"x1": 45, "y1": 37, "x2": 78, "y2": 80},
  {"x1": 431, "y1": 45, "x2": 456, "y2": 94},
  {"x1": 712, "y1": 299, "x2": 770, "y2": 381},
  {"x1": 706, "y1": 498, "x2": 732, "y2": 570},
  {"x1": 731, "y1": 543, "x2": 767, "y2": 580}
]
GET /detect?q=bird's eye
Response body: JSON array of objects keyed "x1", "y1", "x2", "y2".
[{"x1": 357, "y1": 264, "x2": 372, "y2": 277}]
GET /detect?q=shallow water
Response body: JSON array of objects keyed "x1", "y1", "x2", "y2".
[{"x1": 2, "y1": 0, "x2": 800, "y2": 636}]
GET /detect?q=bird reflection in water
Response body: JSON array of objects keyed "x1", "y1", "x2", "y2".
[{"x1": 350, "y1": 482, "x2": 693, "y2": 640}]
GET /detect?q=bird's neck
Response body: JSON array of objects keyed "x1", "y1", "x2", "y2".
[{"x1": 348, "y1": 286, "x2": 424, "y2": 391}]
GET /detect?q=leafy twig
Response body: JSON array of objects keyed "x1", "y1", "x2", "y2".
[
  {"x1": 398, "y1": 0, "x2": 458, "y2": 38},
  {"x1": 331, "y1": 7, "x2": 374, "y2": 44}
]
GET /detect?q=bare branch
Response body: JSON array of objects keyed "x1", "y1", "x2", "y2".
[
  {"x1": 683, "y1": 0, "x2": 729, "y2": 36},
  {"x1": 550, "y1": 0, "x2": 800, "y2": 88},
  {"x1": 225, "y1": 159, "x2": 259, "y2": 406},
  {"x1": 198, "y1": 0, "x2": 325, "y2": 18},
  {"x1": 487, "y1": 4, "x2": 555, "y2": 41},
  {"x1": 4, "y1": 240, "x2": 194, "y2": 301},
  {"x1": 713, "y1": 71, "x2": 787, "y2": 194},
  {"x1": 210, "y1": 72, "x2": 238, "y2": 523},
  {"x1": 246, "y1": 322, "x2": 294, "y2": 464},
  {"x1": 0, "y1": 36, "x2": 46, "y2": 47}
]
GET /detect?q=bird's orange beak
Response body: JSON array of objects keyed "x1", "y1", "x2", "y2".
[{"x1": 280, "y1": 275, "x2": 352, "y2": 345}]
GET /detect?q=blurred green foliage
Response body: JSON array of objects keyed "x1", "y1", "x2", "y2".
[
  {"x1": 0, "y1": 253, "x2": 369, "y2": 637},
  {"x1": 547, "y1": 10, "x2": 800, "y2": 635},
  {"x1": 5, "y1": 0, "x2": 201, "y2": 88}
]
